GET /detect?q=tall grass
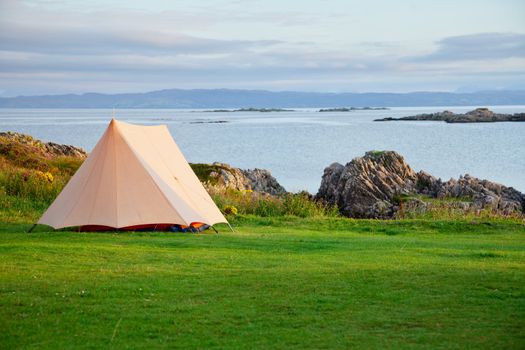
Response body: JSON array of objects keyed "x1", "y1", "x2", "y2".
[
  {"x1": 0, "y1": 152, "x2": 82, "y2": 205},
  {"x1": 0, "y1": 136, "x2": 83, "y2": 205},
  {"x1": 207, "y1": 187, "x2": 339, "y2": 218},
  {"x1": 0, "y1": 163, "x2": 68, "y2": 203}
]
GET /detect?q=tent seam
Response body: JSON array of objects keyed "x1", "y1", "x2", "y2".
[
  {"x1": 117, "y1": 125, "x2": 194, "y2": 226},
  {"x1": 142, "y1": 126, "x2": 211, "y2": 218},
  {"x1": 113, "y1": 126, "x2": 119, "y2": 227}
]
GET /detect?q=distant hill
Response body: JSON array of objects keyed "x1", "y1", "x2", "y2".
[{"x1": 0, "y1": 89, "x2": 524, "y2": 108}]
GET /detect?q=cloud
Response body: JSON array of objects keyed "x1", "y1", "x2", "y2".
[
  {"x1": 0, "y1": 17, "x2": 281, "y2": 56},
  {"x1": 411, "y1": 32, "x2": 525, "y2": 62},
  {"x1": 0, "y1": 1, "x2": 524, "y2": 96},
  {"x1": 0, "y1": 0, "x2": 286, "y2": 57}
]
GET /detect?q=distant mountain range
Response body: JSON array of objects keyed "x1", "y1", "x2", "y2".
[{"x1": 0, "y1": 89, "x2": 524, "y2": 108}]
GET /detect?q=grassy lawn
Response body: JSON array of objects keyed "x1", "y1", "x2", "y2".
[{"x1": 0, "y1": 217, "x2": 524, "y2": 349}]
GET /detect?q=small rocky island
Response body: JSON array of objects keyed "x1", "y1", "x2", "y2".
[
  {"x1": 189, "y1": 120, "x2": 229, "y2": 124},
  {"x1": 204, "y1": 108, "x2": 295, "y2": 112},
  {"x1": 319, "y1": 107, "x2": 389, "y2": 112},
  {"x1": 374, "y1": 108, "x2": 525, "y2": 123}
]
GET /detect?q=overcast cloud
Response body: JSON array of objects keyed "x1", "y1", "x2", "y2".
[{"x1": 0, "y1": 0, "x2": 524, "y2": 96}]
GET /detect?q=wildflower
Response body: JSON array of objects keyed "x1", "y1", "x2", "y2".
[
  {"x1": 44, "y1": 172, "x2": 54, "y2": 183},
  {"x1": 223, "y1": 205, "x2": 238, "y2": 216},
  {"x1": 35, "y1": 170, "x2": 54, "y2": 183}
]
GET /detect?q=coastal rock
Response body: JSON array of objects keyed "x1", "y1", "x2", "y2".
[
  {"x1": 242, "y1": 168, "x2": 286, "y2": 195},
  {"x1": 374, "y1": 108, "x2": 525, "y2": 123},
  {"x1": 415, "y1": 170, "x2": 443, "y2": 196},
  {"x1": 192, "y1": 162, "x2": 286, "y2": 196},
  {"x1": 316, "y1": 162, "x2": 345, "y2": 205},
  {"x1": 45, "y1": 142, "x2": 88, "y2": 158},
  {"x1": 213, "y1": 162, "x2": 251, "y2": 190},
  {"x1": 316, "y1": 151, "x2": 525, "y2": 218},
  {"x1": 437, "y1": 175, "x2": 525, "y2": 215},
  {"x1": 316, "y1": 151, "x2": 418, "y2": 218},
  {"x1": 0, "y1": 131, "x2": 87, "y2": 158}
]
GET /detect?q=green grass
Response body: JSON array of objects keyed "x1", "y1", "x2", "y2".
[
  {"x1": 1, "y1": 217, "x2": 524, "y2": 349},
  {"x1": 0, "y1": 193, "x2": 48, "y2": 223}
]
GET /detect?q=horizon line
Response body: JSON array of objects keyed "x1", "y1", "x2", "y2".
[{"x1": 2, "y1": 88, "x2": 525, "y2": 99}]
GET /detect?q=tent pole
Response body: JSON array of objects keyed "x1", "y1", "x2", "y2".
[
  {"x1": 227, "y1": 223, "x2": 235, "y2": 233},
  {"x1": 27, "y1": 224, "x2": 37, "y2": 233},
  {"x1": 211, "y1": 226, "x2": 219, "y2": 234}
]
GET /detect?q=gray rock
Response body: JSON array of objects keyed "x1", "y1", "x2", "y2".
[
  {"x1": 415, "y1": 171, "x2": 442, "y2": 196},
  {"x1": 316, "y1": 150, "x2": 525, "y2": 218},
  {"x1": 0, "y1": 131, "x2": 87, "y2": 158},
  {"x1": 195, "y1": 162, "x2": 286, "y2": 196},
  {"x1": 316, "y1": 162, "x2": 344, "y2": 206},
  {"x1": 316, "y1": 151, "x2": 418, "y2": 218},
  {"x1": 436, "y1": 174, "x2": 525, "y2": 215},
  {"x1": 242, "y1": 168, "x2": 286, "y2": 196}
]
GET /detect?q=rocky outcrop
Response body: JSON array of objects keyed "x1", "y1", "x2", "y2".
[
  {"x1": 242, "y1": 168, "x2": 286, "y2": 195},
  {"x1": 0, "y1": 132, "x2": 87, "y2": 158},
  {"x1": 435, "y1": 175, "x2": 524, "y2": 214},
  {"x1": 316, "y1": 151, "x2": 418, "y2": 218},
  {"x1": 375, "y1": 108, "x2": 525, "y2": 123},
  {"x1": 191, "y1": 162, "x2": 286, "y2": 196},
  {"x1": 316, "y1": 151, "x2": 525, "y2": 218}
]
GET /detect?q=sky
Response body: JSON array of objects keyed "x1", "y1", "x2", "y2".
[{"x1": 0, "y1": 0, "x2": 524, "y2": 96}]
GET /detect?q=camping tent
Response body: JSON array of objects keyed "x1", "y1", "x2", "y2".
[{"x1": 38, "y1": 119, "x2": 228, "y2": 231}]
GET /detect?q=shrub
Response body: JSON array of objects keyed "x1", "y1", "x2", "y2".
[
  {"x1": 253, "y1": 198, "x2": 283, "y2": 217},
  {"x1": 282, "y1": 192, "x2": 339, "y2": 218}
]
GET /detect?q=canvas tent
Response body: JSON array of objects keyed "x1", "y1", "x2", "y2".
[{"x1": 37, "y1": 119, "x2": 228, "y2": 231}]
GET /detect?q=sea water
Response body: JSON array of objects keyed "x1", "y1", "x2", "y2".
[{"x1": 1, "y1": 106, "x2": 524, "y2": 193}]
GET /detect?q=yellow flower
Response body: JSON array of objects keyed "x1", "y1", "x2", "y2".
[
  {"x1": 223, "y1": 205, "x2": 238, "y2": 216},
  {"x1": 35, "y1": 171, "x2": 54, "y2": 183},
  {"x1": 44, "y1": 172, "x2": 54, "y2": 183}
]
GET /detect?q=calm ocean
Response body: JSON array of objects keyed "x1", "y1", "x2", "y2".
[{"x1": 1, "y1": 106, "x2": 524, "y2": 193}]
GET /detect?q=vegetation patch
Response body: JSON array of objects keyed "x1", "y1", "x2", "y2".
[
  {"x1": 368, "y1": 150, "x2": 386, "y2": 158},
  {"x1": 190, "y1": 163, "x2": 226, "y2": 185},
  {"x1": 208, "y1": 187, "x2": 339, "y2": 218}
]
